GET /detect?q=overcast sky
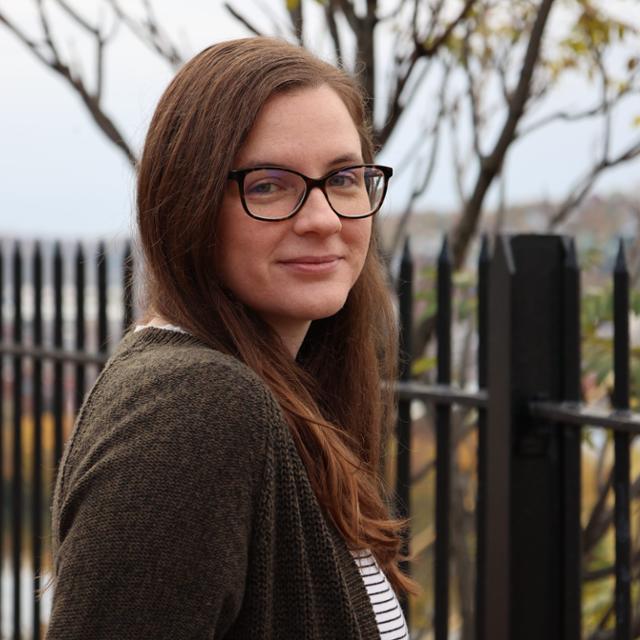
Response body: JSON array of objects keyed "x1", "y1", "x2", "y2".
[{"x1": 0, "y1": 0, "x2": 638, "y2": 241}]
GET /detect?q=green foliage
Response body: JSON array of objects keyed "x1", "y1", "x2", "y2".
[
  {"x1": 412, "y1": 356, "x2": 436, "y2": 376},
  {"x1": 554, "y1": 1, "x2": 639, "y2": 81}
]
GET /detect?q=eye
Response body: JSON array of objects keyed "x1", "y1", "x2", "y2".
[
  {"x1": 327, "y1": 168, "x2": 360, "y2": 188},
  {"x1": 246, "y1": 180, "x2": 284, "y2": 196},
  {"x1": 243, "y1": 168, "x2": 302, "y2": 199}
]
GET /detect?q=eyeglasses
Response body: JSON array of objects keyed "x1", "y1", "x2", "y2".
[{"x1": 227, "y1": 164, "x2": 393, "y2": 221}]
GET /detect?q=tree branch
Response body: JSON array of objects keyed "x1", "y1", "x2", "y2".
[
  {"x1": 587, "y1": 613, "x2": 640, "y2": 640},
  {"x1": 583, "y1": 546, "x2": 640, "y2": 582},
  {"x1": 0, "y1": 1, "x2": 136, "y2": 165},
  {"x1": 415, "y1": 0, "x2": 476, "y2": 58},
  {"x1": 520, "y1": 103, "x2": 614, "y2": 138},
  {"x1": 287, "y1": 0, "x2": 303, "y2": 46},
  {"x1": 336, "y1": 0, "x2": 360, "y2": 33},
  {"x1": 388, "y1": 70, "x2": 450, "y2": 260},
  {"x1": 96, "y1": 31, "x2": 106, "y2": 102},
  {"x1": 107, "y1": 0, "x2": 183, "y2": 67},
  {"x1": 325, "y1": 0, "x2": 343, "y2": 63},
  {"x1": 420, "y1": 0, "x2": 445, "y2": 49},
  {"x1": 449, "y1": 0, "x2": 556, "y2": 270},
  {"x1": 449, "y1": 98, "x2": 471, "y2": 206},
  {"x1": 548, "y1": 137, "x2": 640, "y2": 229},
  {"x1": 0, "y1": 11, "x2": 51, "y2": 67},
  {"x1": 54, "y1": 0, "x2": 100, "y2": 36},
  {"x1": 376, "y1": 52, "x2": 422, "y2": 146},
  {"x1": 223, "y1": 2, "x2": 264, "y2": 36},
  {"x1": 462, "y1": 35, "x2": 483, "y2": 160},
  {"x1": 377, "y1": 0, "x2": 407, "y2": 22},
  {"x1": 374, "y1": 0, "x2": 465, "y2": 145},
  {"x1": 35, "y1": 0, "x2": 62, "y2": 61},
  {"x1": 50, "y1": 0, "x2": 120, "y2": 101},
  {"x1": 583, "y1": 469, "x2": 640, "y2": 559}
]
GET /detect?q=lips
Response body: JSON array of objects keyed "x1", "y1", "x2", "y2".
[
  {"x1": 279, "y1": 255, "x2": 343, "y2": 273},
  {"x1": 280, "y1": 255, "x2": 341, "y2": 264}
]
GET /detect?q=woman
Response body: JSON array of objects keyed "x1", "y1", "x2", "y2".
[{"x1": 47, "y1": 37, "x2": 416, "y2": 639}]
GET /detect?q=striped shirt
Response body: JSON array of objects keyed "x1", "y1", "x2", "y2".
[{"x1": 351, "y1": 550, "x2": 410, "y2": 640}]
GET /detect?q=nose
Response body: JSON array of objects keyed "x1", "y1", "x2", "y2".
[{"x1": 291, "y1": 186, "x2": 342, "y2": 236}]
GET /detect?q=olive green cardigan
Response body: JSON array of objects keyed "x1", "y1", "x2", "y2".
[{"x1": 46, "y1": 328, "x2": 380, "y2": 639}]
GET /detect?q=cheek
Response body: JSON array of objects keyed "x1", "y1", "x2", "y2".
[{"x1": 215, "y1": 196, "x2": 283, "y2": 292}]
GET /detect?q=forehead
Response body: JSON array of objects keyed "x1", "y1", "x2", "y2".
[{"x1": 233, "y1": 85, "x2": 363, "y2": 169}]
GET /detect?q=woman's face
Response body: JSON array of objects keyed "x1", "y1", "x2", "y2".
[{"x1": 216, "y1": 84, "x2": 372, "y2": 354}]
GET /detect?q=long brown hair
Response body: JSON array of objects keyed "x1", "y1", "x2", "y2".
[{"x1": 137, "y1": 37, "x2": 417, "y2": 595}]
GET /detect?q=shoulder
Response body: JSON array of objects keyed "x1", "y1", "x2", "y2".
[
  {"x1": 94, "y1": 327, "x2": 280, "y2": 427},
  {"x1": 60, "y1": 328, "x2": 283, "y2": 497},
  {"x1": 106, "y1": 327, "x2": 273, "y2": 406}
]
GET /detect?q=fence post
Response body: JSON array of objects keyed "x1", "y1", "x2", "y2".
[
  {"x1": 434, "y1": 237, "x2": 452, "y2": 640},
  {"x1": 480, "y1": 235, "x2": 513, "y2": 640},
  {"x1": 480, "y1": 234, "x2": 581, "y2": 640},
  {"x1": 396, "y1": 238, "x2": 413, "y2": 624}
]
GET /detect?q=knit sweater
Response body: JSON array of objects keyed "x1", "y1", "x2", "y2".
[{"x1": 46, "y1": 327, "x2": 382, "y2": 639}]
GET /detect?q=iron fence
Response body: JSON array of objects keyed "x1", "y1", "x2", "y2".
[
  {"x1": 0, "y1": 233, "x2": 639, "y2": 639},
  {"x1": 394, "y1": 234, "x2": 640, "y2": 640},
  {"x1": 0, "y1": 240, "x2": 132, "y2": 639}
]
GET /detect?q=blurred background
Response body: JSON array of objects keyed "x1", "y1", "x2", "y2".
[
  {"x1": 1, "y1": 0, "x2": 640, "y2": 638},
  {"x1": 1, "y1": 0, "x2": 639, "y2": 242}
]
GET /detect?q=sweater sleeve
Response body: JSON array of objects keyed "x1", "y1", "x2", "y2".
[{"x1": 46, "y1": 348, "x2": 276, "y2": 640}]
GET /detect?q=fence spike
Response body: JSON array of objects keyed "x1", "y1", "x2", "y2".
[
  {"x1": 479, "y1": 233, "x2": 491, "y2": 265},
  {"x1": 438, "y1": 234, "x2": 451, "y2": 265},
  {"x1": 615, "y1": 237, "x2": 628, "y2": 274},
  {"x1": 33, "y1": 242, "x2": 43, "y2": 342},
  {"x1": 97, "y1": 242, "x2": 108, "y2": 354},
  {"x1": 401, "y1": 236, "x2": 411, "y2": 264}
]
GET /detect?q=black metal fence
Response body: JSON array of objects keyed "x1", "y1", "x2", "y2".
[
  {"x1": 394, "y1": 234, "x2": 640, "y2": 640},
  {"x1": 0, "y1": 239, "x2": 133, "y2": 639},
  {"x1": 1, "y1": 233, "x2": 639, "y2": 639}
]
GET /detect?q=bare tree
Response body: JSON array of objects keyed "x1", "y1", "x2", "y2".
[
  {"x1": 0, "y1": 0, "x2": 136, "y2": 163},
  {"x1": 2, "y1": 0, "x2": 637, "y2": 271}
]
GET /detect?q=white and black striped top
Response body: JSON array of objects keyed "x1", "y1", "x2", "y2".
[{"x1": 351, "y1": 550, "x2": 410, "y2": 640}]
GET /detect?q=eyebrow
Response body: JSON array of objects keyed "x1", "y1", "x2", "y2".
[{"x1": 238, "y1": 153, "x2": 364, "y2": 172}]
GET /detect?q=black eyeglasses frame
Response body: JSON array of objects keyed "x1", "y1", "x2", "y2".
[{"x1": 227, "y1": 163, "x2": 393, "y2": 221}]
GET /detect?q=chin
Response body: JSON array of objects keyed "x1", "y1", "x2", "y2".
[{"x1": 302, "y1": 296, "x2": 350, "y2": 321}]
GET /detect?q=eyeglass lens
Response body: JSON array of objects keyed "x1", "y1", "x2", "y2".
[{"x1": 242, "y1": 166, "x2": 386, "y2": 219}]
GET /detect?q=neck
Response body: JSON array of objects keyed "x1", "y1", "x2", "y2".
[{"x1": 263, "y1": 317, "x2": 311, "y2": 358}]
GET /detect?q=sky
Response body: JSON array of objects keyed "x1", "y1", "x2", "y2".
[{"x1": 0, "y1": 0, "x2": 639, "y2": 241}]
